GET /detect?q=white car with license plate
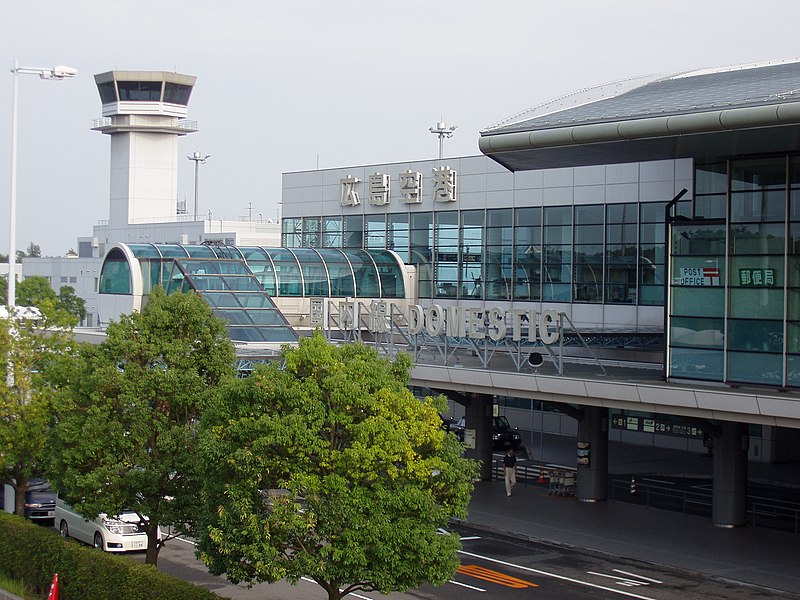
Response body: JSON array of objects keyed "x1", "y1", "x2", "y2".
[{"x1": 55, "y1": 497, "x2": 159, "y2": 552}]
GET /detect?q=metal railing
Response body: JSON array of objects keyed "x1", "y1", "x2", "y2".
[{"x1": 611, "y1": 478, "x2": 800, "y2": 534}]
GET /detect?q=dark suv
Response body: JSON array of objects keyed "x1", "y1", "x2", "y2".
[
  {"x1": 449, "y1": 415, "x2": 522, "y2": 450},
  {"x1": 24, "y1": 478, "x2": 56, "y2": 525}
]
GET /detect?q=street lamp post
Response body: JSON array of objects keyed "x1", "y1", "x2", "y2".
[
  {"x1": 188, "y1": 151, "x2": 210, "y2": 222},
  {"x1": 7, "y1": 60, "x2": 77, "y2": 310}
]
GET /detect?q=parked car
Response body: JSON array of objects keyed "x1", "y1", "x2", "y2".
[
  {"x1": 55, "y1": 497, "x2": 160, "y2": 552},
  {"x1": 24, "y1": 478, "x2": 57, "y2": 525},
  {"x1": 450, "y1": 415, "x2": 522, "y2": 450}
]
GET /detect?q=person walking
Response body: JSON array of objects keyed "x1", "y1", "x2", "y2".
[{"x1": 503, "y1": 447, "x2": 517, "y2": 496}]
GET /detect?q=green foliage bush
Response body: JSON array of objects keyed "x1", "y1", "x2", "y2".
[{"x1": 0, "y1": 513, "x2": 220, "y2": 599}]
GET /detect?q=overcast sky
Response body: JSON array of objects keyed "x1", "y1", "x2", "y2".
[{"x1": 2, "y1": 0, "x2": 800, "y2": 256}]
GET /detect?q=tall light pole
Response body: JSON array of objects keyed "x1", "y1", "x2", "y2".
[
  {"x1": 429, "y1": 121, "x2": 458, "y2": 160},
  {"x1": 188, "y1": 151, "x2": 210, "y2": 221},
  {"x1": 7, "y1": 60, "x2": 77, "y2": 310}
]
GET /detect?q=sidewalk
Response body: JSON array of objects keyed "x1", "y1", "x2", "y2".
[{"x1": 461, "y1": 435, "x2": 800, "y2": 595}]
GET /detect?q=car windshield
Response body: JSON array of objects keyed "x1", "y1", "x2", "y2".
[{"x1": 495, "y1": 416, "x2": 511, "y2": 428}]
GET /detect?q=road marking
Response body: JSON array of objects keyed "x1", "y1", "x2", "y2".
[
  {"x1": 172, "y1": 535, "x2": 197, "y2": 546},
  {"x1": 448, "y1": 579, "x2": 486, "y2": 591},
  {"x1": 587, "y1": 572, "x2": 648, "y2": 586},
  {"x1": 458, "y1": 565, "x2": 538, "y2": 588},
  {"x1": 642, "y1": 478, "x2": 675, "y2": 486},
  {"x1": 613, "y1": 569, "x2": 663, "y2": 584},
  {"x1": 458, "y1": 550, "x2": 657, "y2": 600},
  {"x1": 459, "y1": 536, "x2": 481, "y2": 541}
]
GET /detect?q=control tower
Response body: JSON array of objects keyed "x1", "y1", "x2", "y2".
[{"x1": 91, "y1": 71, "x2": 198, "y2": 229}]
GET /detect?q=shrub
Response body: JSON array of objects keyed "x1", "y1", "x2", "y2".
[{"x1": 0, "y1": 512, "x2": 220, "y2": 599}]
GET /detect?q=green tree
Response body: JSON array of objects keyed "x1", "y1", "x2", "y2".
[
  {"x1": 57, "y1": 286, "x2": 86, "y2": 324},
  {"x1": 0, "y1": 303, "x2": 76, "y2": 518},
  {"x1": 196, "y1": 332, "x2": 476, "y2": 600},
  {"x1": 26, "y1": 243, "x2": 41, "y2": 258},
  {"x1": 47, "y1": 288, "x2": 236, "y2": 565},
  {"x1": 13, "y1": 276, "x2": 83, "y2": 327}
]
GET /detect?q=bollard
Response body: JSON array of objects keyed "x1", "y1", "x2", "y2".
[{"x1": 630, "y1": 476, "x2": 638, "y2": 496}]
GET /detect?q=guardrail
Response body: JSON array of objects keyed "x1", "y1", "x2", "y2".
[
  {"x1": 610, "y1": 478, "x2": 800, "y2": 534},
  {"x1": 491, "y1": 459, "x2": 577, "y2": 496}
]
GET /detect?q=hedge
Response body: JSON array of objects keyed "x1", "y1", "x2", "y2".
[{"x1": 0, "y1": 512, "x2": 221, "y2": 599}]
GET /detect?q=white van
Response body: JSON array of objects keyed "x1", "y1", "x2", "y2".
[{"x1": 55, "y1": 497, "x2": 159, "y2": 552}]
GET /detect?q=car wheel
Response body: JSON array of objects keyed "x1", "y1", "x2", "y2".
[
  {"x1": 93, "y1": 532, "x2": 104, "y2": 550},
  {"x1": 59, "y1": 520, "x2": 69, "y2": 539}
]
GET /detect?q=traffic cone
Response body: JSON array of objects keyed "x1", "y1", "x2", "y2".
[
  {"x1": 629, "y1": 476, "x2": 638, "y2": 496},
  {"x1": 47, "y1": 573, "x2": 59, "y2": 600},
  {"x1": 537, "y1": 469, "x2": 547, "y2": 484}
]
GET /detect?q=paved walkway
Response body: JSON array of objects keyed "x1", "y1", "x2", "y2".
[{"x1": 461, "y1": 435, "x2": 800, "y2": 595}]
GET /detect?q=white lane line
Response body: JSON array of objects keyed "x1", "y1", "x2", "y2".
[
  {"x1": 458, "y1": 550, "x2": 656, "y2": 600},
  {"x1": 587, "y1": 571, "x2": 646, "y2": 586},
  {"x1": 171, "y1": 535, "x2": 197, "y2": 546},
  {"x1": 448, "y1": 579, "x2": 486, "y2": 591},
  {"x1": 613, "y1": 569, "x2": 663, "y2": 584}
]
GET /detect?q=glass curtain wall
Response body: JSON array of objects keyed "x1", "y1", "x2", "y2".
[
  {"x1": 285, "y1": 201, "x2": 669, "y2": 306},
  {"x1": 670, "y1": 156, "x2": 792, "y2": 387}
]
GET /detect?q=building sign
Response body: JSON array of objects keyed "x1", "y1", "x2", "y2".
[
  {"x1": 432, "y1": 166, "x2": 457, "y2": 202},
  {"x1": 676, "y1": 266, "x2": 720, "y2": 286},
  {"x1": 333, "y1": 300, "x2": 560, "y2": 344},
  {"x1": 309, "y1": 297, "x2": 324, "y2": 327},
  {"x1": 738, "y1": 268, "x2": 776, "y2": 287},
  {"x1": 368, "y1": 172, "x2": 390, "y2": 206},
  {"x1": 577, "y1": 441, "x2": 590, "y2": 466},
  {"x1": 611, "y1": 414, "x2": 703, "y2": 438},
  {"x1": 339, "y1": 175, "x2": 361, "y2": 206},
  {"x1": 338, "y1": 168, "x2": 459, "y2": 207},
  {"x1": 399, "y1": 170, "x2": 422, "y2": 203}
]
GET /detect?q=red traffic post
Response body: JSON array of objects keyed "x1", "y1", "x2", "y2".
[{"x1": 47, "y1": 573, "x2": 59, "y2": 600}]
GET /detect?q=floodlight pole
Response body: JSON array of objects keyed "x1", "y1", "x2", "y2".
[
  {"x1": 429, "y1": 121, "x2": 458, "y2": 159},
  {"x1": 7, "y1": 60, "x2": 76, "y2": 311},
  {"x1": 188, "y1": 151, "x2": 210, "y2": 222}
]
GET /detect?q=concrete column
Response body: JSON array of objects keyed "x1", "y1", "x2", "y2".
[
  {"x1": 712, "y1": 421, "x2": 748, "y2": 527},
  {"x1": 463, "y1": 392, "x2": 494, "y2": 481},
  {"x1": 576, "y1": 406, "x2": 609, "y2": 502}
]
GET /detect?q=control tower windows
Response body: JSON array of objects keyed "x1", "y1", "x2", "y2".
[
  {"x1": 117, "y1": 81, "x2": 163, "y2": 102},
  {"x1": 164, "y1": 83, "x2": 192, "y2": 105}
]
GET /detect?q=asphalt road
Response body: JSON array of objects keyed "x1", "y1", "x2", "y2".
[{"x1": 131, "y1": 524, "x2": 798, "y2": 600}]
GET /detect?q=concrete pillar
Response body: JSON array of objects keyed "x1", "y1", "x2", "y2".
[
  {"x1": 576, "y1": 406, "x2": 609, "y2": 502},
  {"x1": 463, "y1": 392, "x2": 494, "y2": 481},
  {"x1": 712, "y1": 421, "x2": 748, "y2": 527}
]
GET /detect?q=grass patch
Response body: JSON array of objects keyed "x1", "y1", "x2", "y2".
[{"x1": 0, "y1": 568, "x2": 38, "y2": 599}]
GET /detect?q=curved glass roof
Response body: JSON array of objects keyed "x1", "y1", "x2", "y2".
[{"x1": 100, "y1": 244, "x2": 407, "y2": 343}]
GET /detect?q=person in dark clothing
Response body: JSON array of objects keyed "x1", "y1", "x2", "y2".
[{"x1": 503, "y1": 447, "x2": 517, "y2": 496}]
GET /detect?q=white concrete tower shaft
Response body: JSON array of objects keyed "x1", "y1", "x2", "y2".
[{"x1": 91, "y1": 71, "x2": 198, "y2": 229}]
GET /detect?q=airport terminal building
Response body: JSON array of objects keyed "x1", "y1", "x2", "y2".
[
  {"x1": 279, "y1": 59, "x2": 800, "y2": 526},
  {"x1": 20, "y1": 60, "x2": 800, "y2": 528}
]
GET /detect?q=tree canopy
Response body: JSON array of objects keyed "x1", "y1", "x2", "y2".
[
  {"x1": 0, "y1": 297, "x2": 76, "y2": 517},
  {"x1": 47, "y1": 288, "x2": 236, "y2": 565},
  {"x1": 196, "y1": 331, "x2": 476, "y2": 600},
  {"x1": 0, "y1": 275, "x2": 86, "y2": 326}
]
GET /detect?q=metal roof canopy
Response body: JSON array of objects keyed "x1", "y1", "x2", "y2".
[{"x1": 480, "y1": 59, "x2": 800, "y2": 171}]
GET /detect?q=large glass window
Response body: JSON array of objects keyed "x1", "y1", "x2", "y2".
[
  {"x1": 460, "y1": 211, "x2": 484, "y2": 299},
  {"x1": 99, "y1": 249, "x2": 132, "y2": 294},
  {"x1": 387, "y1": 213, "x2": 409, "y2": 260},
  {"x1": 343, "y1": 215, "x2": 364, "y2": 249},
  {"x1": 410, "y1": 212, "x2": 433, "y2": 298},
  {"x1": 323, "y1": 217, "x2": 342, "y2": 248},
  {"x1": 302, "y1": 217, "x2": 321, "y2": 248},
  {"x1": 514, "y1": 207, "x2": 542, "y2": 300},
  {"x1": 434, "y1": 212, "x2": 459, "y2": 298},
  {"x1": 486, "y1": 209, "x2": 512, "y2": 300},
  {"x1": 163, "y1": 83, "x2": 192, "y2": 105},
  {"x1": 573, "y1": 205, "x2": 604, "y2": 303},
  {"x1": 543, "y1": 206, "x2": 572, "y2": 301},
  {"x1": 365, "y1": 215, "x2": 387, "y2": 249},
  {"x1": 282, "y1": 218, "x2": 302, "y2": 247}
]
